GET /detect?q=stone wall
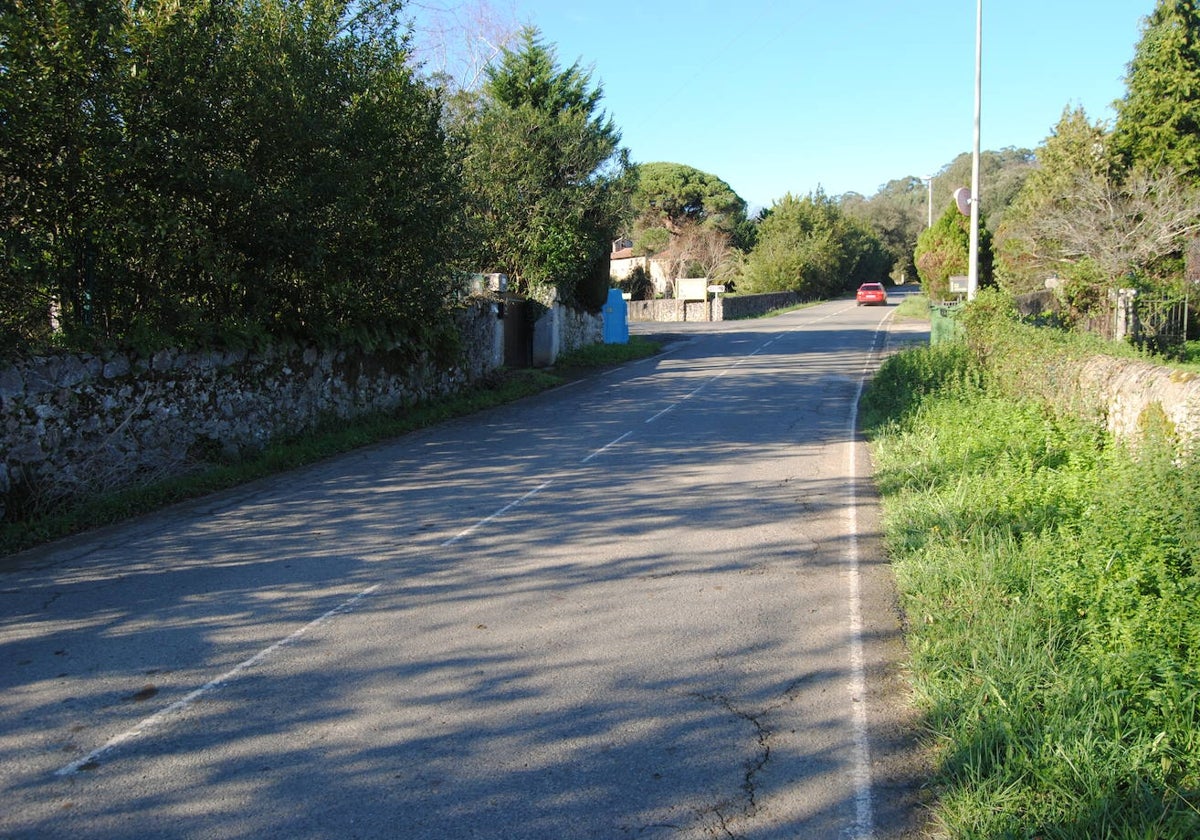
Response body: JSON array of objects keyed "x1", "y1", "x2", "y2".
[
  {"x1": 8, "y1": 292, "x2": 1199, "y2": 522},
  {"x1": 531, "y1": 301, "x2": 604, "y2": 365},
  {"x1": 626, "y1": 292, "x2": 801, "y2": 323},
  {"x1": 1075, "y1": 355, "x2": 1200, "y2": 444},
  {"x1": 0, "y1": 300, "x2": 606, "y2": 521},
  {"x1": 627, "y1": 299, "x2": 687, "y2": 322},
  {"x1": 718, "y1": 292, "x2": 801, "y2": 320}
]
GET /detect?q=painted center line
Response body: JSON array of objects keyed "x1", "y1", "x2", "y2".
[
  {"x1": 441, "y1": 480, "x2": 555, "y2": 547},
  {"x1": 582, "y1": 431, "x2": 632, "y2": 463},
  {"x1": 56, "y1": 583, "x2": 381, "y2": 776}
]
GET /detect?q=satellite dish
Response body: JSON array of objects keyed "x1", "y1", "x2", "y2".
[{"x1": 954, "y1": 187, "x2": 972, "y2": 216}]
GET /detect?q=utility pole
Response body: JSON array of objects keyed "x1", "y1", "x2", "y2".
[
  {"x1": 967, "y1": 0, "x2": 982, "y2": 300},
  {"x1": 923, "y1": 175, "x2": 933, "y2": 229}
]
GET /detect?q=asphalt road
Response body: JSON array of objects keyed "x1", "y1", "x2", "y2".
[{"x1": 1, "y1": 293, "x2": 930, "y2": 839}]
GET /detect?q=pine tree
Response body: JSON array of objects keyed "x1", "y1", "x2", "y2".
[
  {"x1": 459, "y1": 27, "x2": 632, "y2": 308},
  {"x1": 995, "y1": 107, "x2": 1111, "y2": 291},
  {"x1": 1112, "y1": 0, "x2": 1200, "y2": 178}
]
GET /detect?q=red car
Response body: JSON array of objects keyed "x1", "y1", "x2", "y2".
[{"x1": 856, "y1": 282, "x2": 888, "y2": 306}]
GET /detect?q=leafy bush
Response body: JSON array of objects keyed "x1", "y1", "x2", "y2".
[
  {"x1": 738, "y1": 190, "x2": 887, "y2": 297},
  {"x1": 1, "y1": 0, "x2": 465, "y2": 358},
  {"x1": 617, "y1": 265, "x2": 655, "y2": 301}
]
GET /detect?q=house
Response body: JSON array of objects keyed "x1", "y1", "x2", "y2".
[{"x1": 608, "y1": 238, "x2": 670, "y2": 296}]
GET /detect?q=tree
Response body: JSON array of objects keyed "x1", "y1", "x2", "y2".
[
  {"x1": 1112, "y1": 0, "x2": 1200, "y2": 179},
  {"x1": 118, "y1": 0, "x2": 463, "y2": 342},
  {"x1": 631, "y1": 162, "x2": 747, "y2": 239},
  {"x1": 994, "y1": 107, "x2": 1113, "y2": 292},
  {"x1": 0, "y1": 0, "x2": 466, "y2": 353},
  {"x1": 1018, "y1": 166, "x2": 1200, "y2": 285},
  {"x1": 458, "y1": 27, "x2": 632, "y2": 309},
  {"x1": 623, "y1": 162, "x2": 750, "y2": 290},
  {"x1": 738, "y1": 191, "x2": 886, "y2": 298},
  {"x1": 935, "y1": 147, "x2": 1036, "y2": 234},
  {"x1": 914, "y1": 203, "x2": 993, "y2": 301},
  {"x1": 405, "y1": 0, "x2": 520, "y2": 93},
  {"x1": 840, "y1": 177, "x2": 925, "y2": 284},
  {"x1": 649, "y1": 222, "x2": 739, "y2": 294},
  {"x1": 0, "y1": 0, "x2": 127, "y2": 346}
]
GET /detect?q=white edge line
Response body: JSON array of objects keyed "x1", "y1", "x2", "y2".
[
  {"x1": 844, "y1": 317, "x2": 895, "y2": 839},
  {"x1": 56, "y1": 583, "x2": 382, "y2": 776}
]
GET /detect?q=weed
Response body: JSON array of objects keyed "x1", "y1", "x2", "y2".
[{"x1": 867, "y1": 341, "x2": 1200, "y2": 838}]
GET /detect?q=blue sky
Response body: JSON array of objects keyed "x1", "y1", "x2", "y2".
[{"x1": 419, "y1": 1, "x2": 1158, "y2": 211}]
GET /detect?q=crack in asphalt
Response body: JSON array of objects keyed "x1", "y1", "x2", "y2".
[
  {"x1": 687, "y1": 694, "x2": 769, "y2": 838},
  {"x1": 683, "y1": 679, "x2": 809, "y2": 839}
]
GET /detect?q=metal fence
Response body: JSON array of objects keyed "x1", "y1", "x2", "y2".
[
  {"x1": 1071, "y1": 289, "x2": 1189, "y2": 355},
  {"x1": 1128, "y1": 292, "x2": 1189, "y2": 354}
]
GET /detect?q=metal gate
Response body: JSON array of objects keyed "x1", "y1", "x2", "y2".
[{"x1": 1128, "y1": 292, "x2": 1188, "y2": 355}]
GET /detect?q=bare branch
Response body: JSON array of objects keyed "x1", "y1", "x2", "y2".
[
  {"x1": 1026, "y1": 167, "x2": 1200, "y2": 280},
  {"x1": 405, "y1": 0, "x2": 519, "y2": 91}
]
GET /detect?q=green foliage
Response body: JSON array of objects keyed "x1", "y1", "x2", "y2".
[
  {"x1": 841, "y1": 213, "x2": 891, "y2": 287},
  {"x1": 1113, "y1": 0, "x2": 1200, "y2": 179},
  {"x1": 617, "y1": 264, "x2": 654, "y2": 300},
  {"x1": 0, "y1": 0, "x2": 127, "y2": 350},
  {"x1": 914, "y1": 202, "x2": 993, "y2": 301},
  {"x1": 737, "y1": 190, "x2": 886, "y2": 297},
  {"x1": 630, "y1": 161, "x2": 748, "y2": 241},
  {"x1": 995, "y1": 107, "x2": 1113, "y2": 293},
  {"x1": 1058, "y1": 258, "x2": 1112, "y2": 316},
  {"x1": 458, "y1": 27, "x2": 633, "y2": 309},
  {"x1": 0, "y1": 0, "x2": 465, "y2": 357},
  {"x1": 892, "y1": 292, "x2": 931, "y2": 320},
  {"x1": 935, "y1": 147, "x2": 1037, "y2": 235},
  {"x1": 840, "y1": 177, "x2": 924, "y2": 284},
  {"x1": 865, "y1": 338, "x2": 1200, "y2": 838},
  {"x1": 859, "y1": 341, "x2": 980, "y2": 431},
  {"x1": 578, "y1": 250, "x2": 613, "y2": 313}
]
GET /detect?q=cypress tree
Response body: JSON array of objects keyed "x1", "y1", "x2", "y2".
[{"x1": 1112, "y1": 0, "x2": 1200, "y2": 178}]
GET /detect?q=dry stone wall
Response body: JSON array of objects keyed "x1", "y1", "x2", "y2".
[
  {"x1": 0, "y1": 302, "x2": 522, "y2": 520},
  {"x1": 1076, "y1": 355, "x2": 1200, "y2": 444}
]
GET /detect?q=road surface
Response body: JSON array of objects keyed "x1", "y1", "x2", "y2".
[{"x1": 1, "y1": 293, "x2": 929, "y2": 839}]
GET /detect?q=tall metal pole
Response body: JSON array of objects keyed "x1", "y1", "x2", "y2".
[
  {"x1": 924, "y1": 175, "x2": 933, "y2": 228},
  {"x1": 967, "y1": 0, "x2": 982, "y2": 300}
]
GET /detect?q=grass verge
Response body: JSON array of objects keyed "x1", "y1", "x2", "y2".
[
  {"x1": 863, "y1": 341, "x2": 1200, "y2": 839},
  {"x1": 1, "y1": 337, "x2": 660, "y2": 557},
  {"x1": 892, "y1": 292, "x2": 931, "y2": 320}
]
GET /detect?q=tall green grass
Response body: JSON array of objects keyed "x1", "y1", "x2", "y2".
[{"x1": 863, "y1": 342, "x2": 1200, "y2": 838}]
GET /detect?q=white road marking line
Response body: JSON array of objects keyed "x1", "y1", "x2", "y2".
[
  {"x1": 845, "y1": 387, "x2": 875, "y2": 839},
  {"x1": 440, "y1": 480, "x2": 555, "y2": 547},
  {"x1": 59, "y1": 472, "x2": 575, "y2": 776},
  {"x1": 581, "y1": 431, "x2": 632, "y2": 463},
  {"x1": 643, "y1": 332, "x2": 772, "y2": 423},
  {"x1": 841, "y1": 310, "x2": 896, "y2": 838},
  {"x1": 56, "y1": 583, "x2": 382, "y2": 777}
]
